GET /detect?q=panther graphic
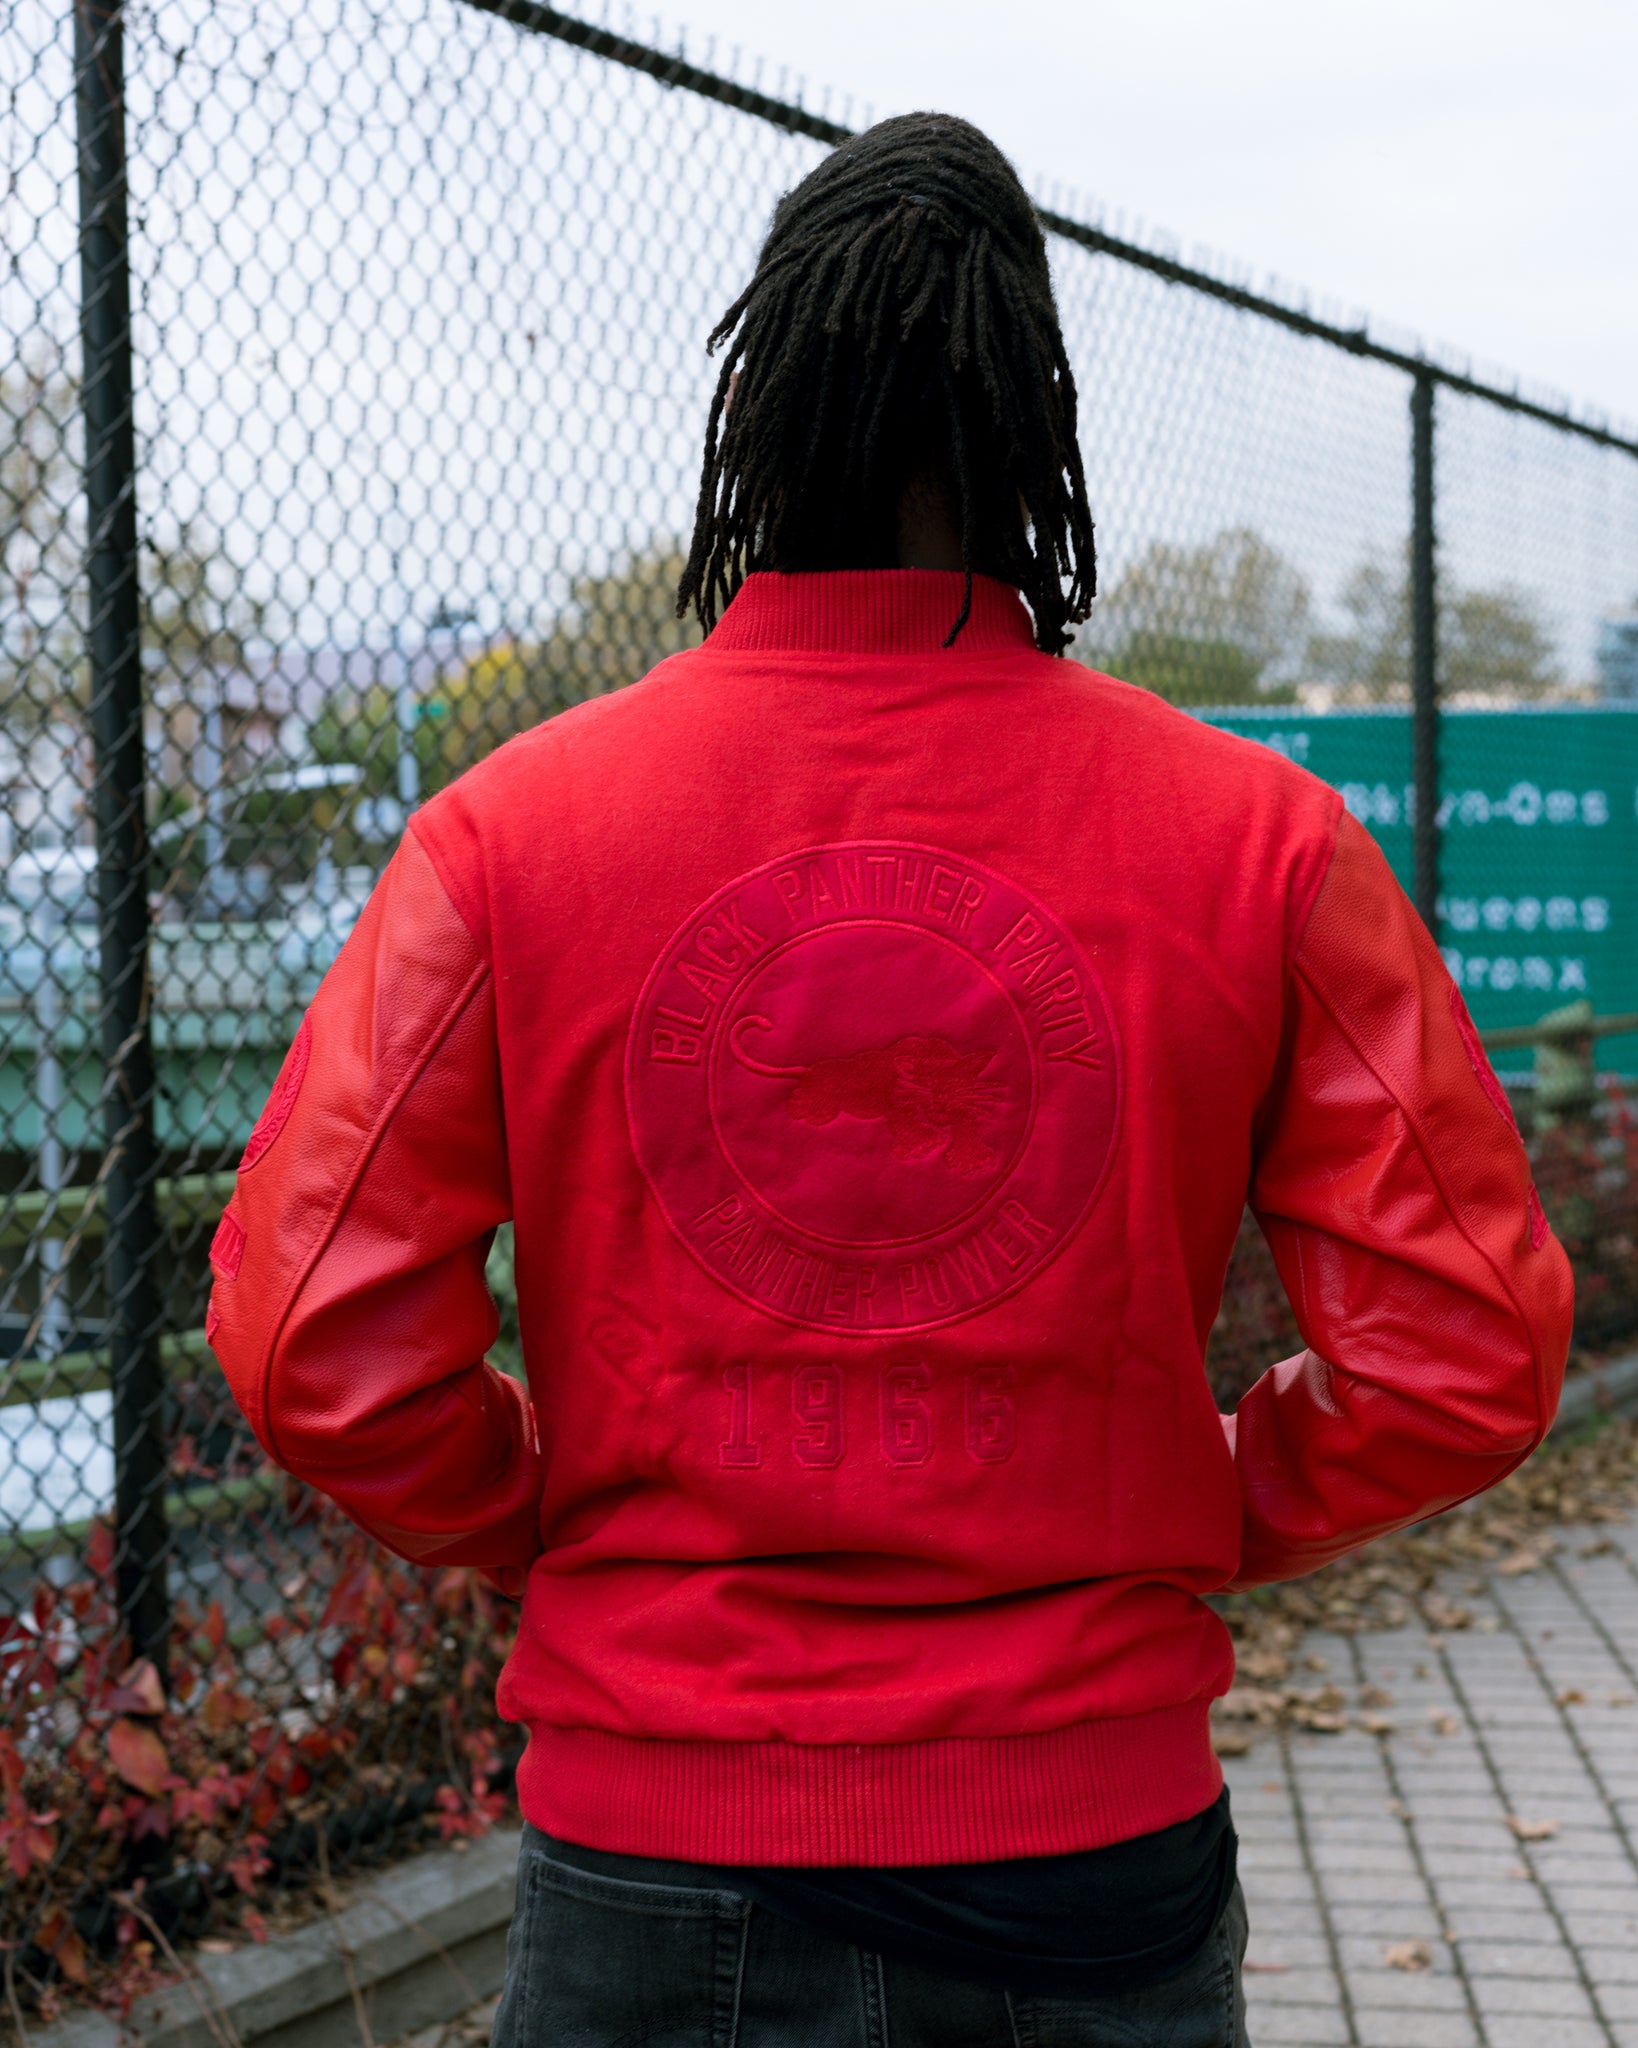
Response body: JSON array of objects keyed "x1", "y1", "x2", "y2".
[{"x1": 728, "y1": 1015, "x2": 1005, "y2": 1179}]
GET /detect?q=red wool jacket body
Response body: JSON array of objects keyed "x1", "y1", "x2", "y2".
[{"x1": 207, "y1": 571, "x2": 1572, "y2": 1867}]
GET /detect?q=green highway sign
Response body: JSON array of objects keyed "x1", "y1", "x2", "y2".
[{"x1": 1194, "y1": 705, "x2": 1638, "y2": 1073}]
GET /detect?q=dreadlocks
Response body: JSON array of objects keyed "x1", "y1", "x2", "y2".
[{"x1": 676, "y1": 112, "x2": 1097, "y2": 654}]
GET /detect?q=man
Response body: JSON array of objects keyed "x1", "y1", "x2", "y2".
[{"x1": 209, "y1": 113, "x2": 1571, "y2": 2047}]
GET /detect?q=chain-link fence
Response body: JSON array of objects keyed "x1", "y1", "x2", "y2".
[{"x1": 5, "y1": 0, "x2": 1638, "y2": 2014}]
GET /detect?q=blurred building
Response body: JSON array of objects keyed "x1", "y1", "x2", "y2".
[{"x1": 1596, "y1": 611, "x2": 1638, "y2": 700}]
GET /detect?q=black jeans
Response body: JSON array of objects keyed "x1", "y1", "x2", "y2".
[{"x1": 491, "y1": 1823, "x2": 1251, "y2": 2047}]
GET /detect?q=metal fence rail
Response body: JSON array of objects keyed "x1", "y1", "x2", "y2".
[{"x1": 4, "y1": 0, "x2": 1638, "y2": 2008}]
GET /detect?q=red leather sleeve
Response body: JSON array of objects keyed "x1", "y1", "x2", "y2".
[
  {"x1": 1225, "y1": 809, "x2": 1574, "y2": 1588},
  {"x1": 206, "y1": 827, "x2": 543, "y2": 1594}
]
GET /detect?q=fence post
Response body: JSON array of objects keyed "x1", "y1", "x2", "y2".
[
  {"x1": 1410, "y1": 370, "x2": 1440, "y2": 932},
  {"x1": 74, "y1": 0, "x2": 170, "y2": 1677}
]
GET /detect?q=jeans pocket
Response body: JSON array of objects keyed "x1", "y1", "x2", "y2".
[
  {"x1": 1007, "y1": 1882, "x2": 1249, "y2": 2048},
  {"x1": 493, "y1": 1843, "x2": 752, "y2": 2048}
]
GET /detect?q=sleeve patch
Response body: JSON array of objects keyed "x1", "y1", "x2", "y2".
[
  {"x1": 1447, "y1": 982, "x2": 1519, "y2": 1135},
  {"x1": 240, "y1": 1016, "x2": 312, "y2": 1171},
  {"x1": 210, "y1": 1205, "x2": 246, "y2": 1281}
]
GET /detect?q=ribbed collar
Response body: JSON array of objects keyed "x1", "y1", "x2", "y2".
[{"x1": 708, "y1": 570, "x2": 1038, "y2": 655}]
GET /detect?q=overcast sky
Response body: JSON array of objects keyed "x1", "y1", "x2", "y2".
[{"x1": 657, "y1": 0, "x2": 1638, "y2": 427}]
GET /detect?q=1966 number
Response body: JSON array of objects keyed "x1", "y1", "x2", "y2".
[{"x1": 718, "y1": 1361, "x2": 1017, "y2": 1469}]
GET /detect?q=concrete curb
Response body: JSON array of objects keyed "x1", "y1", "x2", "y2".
[
  {"x1": 32, "y1": 1828, "x2": 520, "y2": 2048},
  {"x1": 1550, "y1": 1346, "x2": 1638, "y2": 1436}
]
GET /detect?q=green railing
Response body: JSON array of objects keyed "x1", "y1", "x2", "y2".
[
  {"x1": 1480, "y1": 1003, "x2": 1638, "y2": 1123},
  {"x1": 0, "y1": 1467, "x2": 284, "y2": 1570},
  {"x1": 0, "y1": 1180, "x2": 520, "y2": 1570},
  {"x1": 0, "y1": 1169, "x2": 238, "y2": 1254}
]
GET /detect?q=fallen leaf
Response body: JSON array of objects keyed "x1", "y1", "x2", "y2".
[
  {"x1": 1384, "y1": 1939, "x2": 1433, "y2": 1972},
  {"x1": 1262, "y1": 1782, "x2": 1282, "y2": 1795},
  {"x1": 1215, "y1": 1686, "x2": 1284, "y2": 1723},
  {"x1": 1243, "y1": 1961, "x2": 1292, "y2": 1973},
  {"x1": 1358, "y1": 1683, "x2": 1395, "y2": 1708},
  {"x1": 1357, "y1": 1713, "x2": 1397, "y2": 1736},
  {"x1": 1428, "y1": 1710, "x2": 1460, "y2": 1736},
  {"x1": 1208, "y1": 1416, "x2": 1638, "y2": 1754},
  {"x1": 108, "y1": 1717, "x2": 170, "y2": 1796},
  {"x1": 1422, "y1": 1595, "x2": 1472, "y2": 1631},
  {"x1": 1608, "y1": 1693, "x2": 1634, "y2": 1708},
  {"x1": 1497, "y1": 1546, "x2": 1554, "y2": 1577},
  {"x1": 102, "y1": 1657, "x2": 167, "y2": 1716},
  {"x1": 35, "y1": 1907, "x2": 89, "y2": 1985},
  {"x1": 1211, "y1": 1728, "x2": 1252, "y2": 1757},
  {"x1": 1507, "y1": 1816, "x2": 1560, "y2": 1841},
  {"x1": 1581, "y1": 1539, "x2": 1615, "y2": 1558},
  {"x1": 195, "y1": 1938, "x2": 236, "y2": 1955},
  {"x1": 1556, "y1": 1688, "x2": 1586, "y2": 1706},
  {"x1": 1293, "y1": 1710, "x2": 1347, "y2": 1734}
]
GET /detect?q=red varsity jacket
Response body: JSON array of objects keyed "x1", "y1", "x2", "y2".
[{"x1": 207, "y1": 570, "x2": 1573, "y2": 1866}]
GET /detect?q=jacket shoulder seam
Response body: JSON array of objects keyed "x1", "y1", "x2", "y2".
[
  {"x1": 1283, "y1": 788, "x2": 1344, "y2": 986},
  {"x1": 408, "y1": 817, "x2": 491, "y2": 965},
  {"x1": 1249, "y1": 792, "x2": 1346, "y2": 1156}
]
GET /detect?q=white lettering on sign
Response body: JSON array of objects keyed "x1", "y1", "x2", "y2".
[
  {"x1": 1442, "y1": 951, "x2": 1587, "y2": 995},
  {"x1": 1251, "y1": 730, "x2": 1311, "y2": 764},
  {"x1": 1438, "y1": 895, "x2": 1609, "y2": 935},
  {"x1": 1341, "y1": 782, "x2": 1412, "y2": 827},
  {"x1": 1434, "y1": 784, "x2": 1609, "y2": 829}
]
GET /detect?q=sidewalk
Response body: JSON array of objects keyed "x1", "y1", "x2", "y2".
[{"x1": 1225, "y1": 1512, "x2": 1638, "y2": 2048}]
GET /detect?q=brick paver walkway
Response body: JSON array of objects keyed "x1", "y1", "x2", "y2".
[{"x1": 1225, "y1": 1514, "x2": 1638, "y2": 2048}]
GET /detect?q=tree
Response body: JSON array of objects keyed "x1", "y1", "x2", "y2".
[
  {"x1": 1444, "y1": 587, "x2": 1559, "y2": 697},
  {"x1": 142, "y1": 526, "x2": 267, "y2": 676},
  {"x1": 1304, "y1": 555, "x2": 1406, "y2": 699},
  {"x1": 6, "y1": 374, "x2": 265, "y2": 694},
  {"x1": 1078, "y1": 527, "x2": 1311, "y2": 704},
  {"x1": 1305, "y1": 549, "x2": 1559, "y2": 702},
  {"x1": 308, "y1": 544, "x2": 701, "y2": 859},
  {"x1": 415, "y1": 544, "x2": 700, "y2": 793},
  {"x1": 1113, "y1": 632, "x2": 1295, "y2": 706},
  {"x1": 5, "y1": 359, "x2": 269, "y2": 866},
  {"x1": 2, "y1": 358, "x2": 83, "y2": 723}
]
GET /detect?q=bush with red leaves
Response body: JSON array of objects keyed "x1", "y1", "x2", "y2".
[
  {"x1": 1530, "y1": 1083, "x2": 1638, "y2": 1355},
  {"x1": 1, "y1": 1489, "x2": 516, "y2": 2028}
]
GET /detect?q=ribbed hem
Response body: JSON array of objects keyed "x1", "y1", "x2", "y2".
[
  {"x1": 708, "y1": 570, "x2": 1038, "y2": 657},
  {"x1": 515, "y1": 1702, "x2": 1221, "y2": 1866}
]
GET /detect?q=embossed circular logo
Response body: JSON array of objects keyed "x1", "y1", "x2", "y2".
[{"x1": 627, "y1": 843, "x2": 1121, "y2": 1334}]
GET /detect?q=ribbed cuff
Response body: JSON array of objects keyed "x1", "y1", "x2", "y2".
[{"x1": 514, "y1": 1702, "x2": 1221, "y2": 1866}]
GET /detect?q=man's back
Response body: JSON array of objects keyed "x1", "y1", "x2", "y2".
[{"x1": 208, "y1": 566, "x2": 1570, "y2": 1866}]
